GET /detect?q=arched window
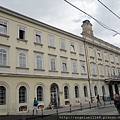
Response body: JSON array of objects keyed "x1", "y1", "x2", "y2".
[
  {"x1": 37, "y1": 86, "x2": 43, "y2": 101},
  {"x1": 50, "y1": 58, "x2": 56, "y2": 71},
  {"x1": 19, "y1": 52, "x2": 26, "y2": 68},
  {"x1": 36, "y1": 55, "x2": 42, "y2": 69},
  {"x1": 84, "y1": 86, "x2": 88, "y2": 97},
  {"x1": 0, "y1": 49, "x2": 7, "y2": 66},
  {"x1": 19, "y1": 86, "x2": 27, "y2": 103},
  {"x1": 75, "y1": 86, "x2": 79, "y2": 98},
  {"x1": 0, "y1": 86, "x2": 6, "y2": 105},
  {"x1": 94, "y1": 86, "x2": 98, "y2": 96},
  {"x1": 102, "y1": 86, "x2": 105, "y2": 95},
  {"x1": 64, "y1": 86, "x2": 69, "y2": 99}
]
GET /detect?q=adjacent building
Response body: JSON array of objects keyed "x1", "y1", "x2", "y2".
[{"x1": 0, "y1": 6, "x2": 120, "y2": 115}]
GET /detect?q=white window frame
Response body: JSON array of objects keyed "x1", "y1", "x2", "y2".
[
  {"x1": 62, "y1": 58, "x2": 67, "y2": 72},
  {"x1": 18, "y1": 26, "x2": 26, "y2": 40},
  {"x1": 35, "y1": 31, "x2": 41, "y2": 43},
  {"x1": 71, "y1": 42, "x2": 75, "y2": 52},
  {"x1": 60, "y1": 38, "x2": 65, "y2": 50},
  {"x1": 104, "y1": 52, "x2": 108, "y2": 61},
  {"x1": 110, "y1": 54, "x2": 114, "y2": 63},
  {"x1": 35, "y1": 54, "x2": 43, "y2": 69},
  {"x1": 72, "y1": 60, "x2": 77, "y2": 73},
  {"x1": 97, "y1": 50, "x2": 101, "y2": 59},
  {"x1": 79, "y1": 44, "x2": 84, "y2": 55},
  {"x1": 49, "y1": 56, "x2": 56, "y2": 71},
  {"x1": 48, "y1": 34, "x2": 54, "y2": 47},
  {"x1": 0, "y1": 20, "x2": 8, "y2": 35},
  {"x1": 98, "y1": 64, "x2": 104, "y2": 76},
  {"x1": 112, "y1": 67, "x2": 116, "y2": 76},
  {"x1": 105, "y1": 66, "x2": 110, "y2": 76},
  {"x1": 89, "y1": 47, "x2": 94, "y2": 57},
  {"x1": 80, "y1": 61, "x2": 86, "y2": 74},
  {"x1": 91, "y1": 63, "x2": 96, "y2": 75}
]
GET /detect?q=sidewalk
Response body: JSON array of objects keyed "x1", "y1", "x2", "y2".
[{"x1": 15, "y1": 100, "x2": 114, "y2": 116}]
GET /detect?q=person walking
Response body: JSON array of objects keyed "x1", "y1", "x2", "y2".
[
  {"x1": 33, "y1": 97, "x2": 38, "y2": 115},
  {"x1": 114, "y1": 94, "x2": 120, "y2": 115},
  {"x1": 96, "y1": 94, "x2": 101, "y2": 105}
]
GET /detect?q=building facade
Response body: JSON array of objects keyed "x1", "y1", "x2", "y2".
[{"x1": 0, "y1": 6, "x2": 120, "y2": 115}]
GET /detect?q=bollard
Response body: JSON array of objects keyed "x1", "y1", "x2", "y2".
[
  {"x1": 70, "y1": 104, "x2": 71, "y2": 113},
  {"x1": 41, "y1": 108, "x2": 43, "y2": 119},
  {"x1": 89, "y1": 101, "x2": 91, "y2": 109},
  {"x1": 80, "y1": 102, "x2": 82, "y2": 111},
  {"x1": 56, "y1": 106, "x2": 58, "y2": 115}
]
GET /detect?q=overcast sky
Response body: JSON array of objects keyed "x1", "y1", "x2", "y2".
[{"x1": 1, "y1": 0, "x2": 120, "y2": 47}]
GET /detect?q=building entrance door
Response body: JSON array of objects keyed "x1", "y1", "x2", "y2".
[
  {"x1": 50, "y1": 83, "x2": 60, "y2": 107},
  {"x1": 115, "y1": 84, "x2": 119, "y2": 94},
  {"x1": 109, "y1": 85, "x2": 114, "y2": 100}
]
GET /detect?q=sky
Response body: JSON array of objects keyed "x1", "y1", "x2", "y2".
[{"x1": 0, "y1": 0, "x2": 120, "y2": 47}]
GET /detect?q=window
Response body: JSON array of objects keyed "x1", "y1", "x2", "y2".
[
  {"x1": 0, "y1": 20, "x2": 7, "y2": 35},
  {"x1": 19, "y1": 86, "x2": 27, "y2": 103},
  {"x1": 110, "y1": 54, "x2": 114, "y2": 63},
  {"x1": 106, "y1": 66, "x2": 110, "y2": 76},
  {"x1": 35, "y1": 31, "x2": 41, "y2": 43},
  {"x1": 62, "y1": 59, "x2": 67, "y2": 72},
  {"x1": 84, "y1": 86, "x2": 88, "y2": 97},
  {"x1": 50, "y1": 58, "x2": 56, "y2": 71},
  {"x1": 18, "y1": 26, "x2": 26, "y2": 39},
  {"x1": 112, "y1": 67, "x2": 116, "y2": 76},
  {"x1": 36, "y1": 55, "x2": 42, "y2": 69},
  {"x1": 79, "y1": 44, "x2": 84, "y2": 55},
  {"x1": 97, "y1": 50, "x2": 101, "y2": 59},
  {"x1": 98, "y1": 64, "x2": 104, "y2": 76},
  {"x1": 104, "y1": 52, "x2": 108, "y2": 61},
  {"x1": 102, "y1": 86, "x2": 105, "y2": 95},
  {"x1": 81, "y1": 61, "x2": 86, "y2": 74},
  {"x1": 0, "y1": 86, "x2": 6, "y2": 105},
  {"x1": 118, "y1": 69, "x2": 120, "y2": 76},
  {"x1": 48, "y1": 35, "x2": 54, "y2": 47},
  {"x1": 60, "y1": 38, "x2": 65, "y2": 50},
  {"x1": 71, "y1": 42, "x2": 75, "y2": 52},
  {"x1": 0, "y1": 49, "x2": 7, "y2": 66},
  {"x1": 19, "y1": 52, "x2": 26, "y2": 68},
  {"x1": 116, "y1": 56, "x2": 119, "y2": 64},
  {"x1": 94, "y1": 86, "x2": 98, "y2": 96},
  {"x1": 75, "y1": 86, "x2": 79, "y2": 98},
  {"x1": 72, "y1": 60, "x2": 77, "y2": 73},
  {"x1": 64, "y1": 86, "x2": 69, "y2": 99},
  {"x1": 91, "y1": 63, "x2": 96, "y2": 75},
  {"x1": 89, "y1": 47, "x2": 94, "y2": 57},
  {"x1": 37, "y1": 86, "x2": 43, "y2": 101}
]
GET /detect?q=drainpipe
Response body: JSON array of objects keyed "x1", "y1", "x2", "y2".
[{"x1": 83, "y1": 35, "x2": 93, "y2": 103}]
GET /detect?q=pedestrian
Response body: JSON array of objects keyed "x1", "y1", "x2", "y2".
[
  {"x1": 96, "y1": 94, "x2": 101, "y2": 105},
  {"x1": 33, "y1": 97, "x2": 38, "y2": 115},
  {"x1": 102, "y1": 94, "x2": 105, "y2": 102},
  {"x1": 114, "y1": 94, "x2": 120, "y2": 115}
]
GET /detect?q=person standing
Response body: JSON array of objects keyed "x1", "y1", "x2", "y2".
[
  {"x1": 33, "y1": 97, "x2": 38, "y2": 115},
  {"x1": 114, "y1": 94, "x2": 120, "y2": 115},
  {"x1": 96, "y1": 94, "x2": 101, "y2": 105}
]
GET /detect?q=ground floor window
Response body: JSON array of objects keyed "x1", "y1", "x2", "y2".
[{"x1": 0, "y1": 86, "x2": 6, "y2": 105}]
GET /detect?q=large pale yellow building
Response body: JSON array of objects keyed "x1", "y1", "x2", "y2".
[{"x1": 0, "y1": 6, "x2": 120, "y2": 115}]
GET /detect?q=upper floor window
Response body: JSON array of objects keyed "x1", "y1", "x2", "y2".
[
  {"x1": 79, "y1": 44, "x2": 84, "y2": 55},
  {"x1": 62, "y1": 59, "x2": 67, "y2": 72},
  {"x1": 112, "y1": 67, "x2": 116, "y2": 76},
  {"x1": 116, "y1": 56, "x2": 119, "y2": 64},
  {"x1": 90, "y1": 63, "x2": 96, "y2": 75},
  {"x1": 36, "y1": 55, "x2": 43, "y2": 69},
  {"x1": 60, "y1": 38, "x2": 65, "y2": 50},
  {"x1": 97, "y1": 50, "x2": 101, "y2": 59},
  {"x1": 18, "y1": 26, "x2": 26, "y2": 40},
  {"x1": 0, "y1": 20, "x2": 7, "y2": 35},
  {"x1": 37, "y1": 86, "x2": 43, "y2": 101},
  {"x1": 48, "y1": 35, "x2": 54, "y2": 47},
  {"x1": 72, "y1": 60, "x2": 77, "y2": 73},
  {"x1": 50, "y1": 58, "x2": 56, "y2": 71},
  {"x1": 70, "y1": 42, "x2": 75, "y2": 52},
  {"x1": 105, "y1": 66, "x2": 110, "y2": 76},
  {"x1": 110, "y1": 54, "x2": 114, "y2": 63},
  {"x1": 104, "y1": 52, "x2": 108, "y2": 61},
  {"x1": 35, "y1": 31, "x2": 41, "y2": 43},
  {"x1": 89, "y1": 47, "x2": 94, "y2": 57},
  {"x1": 98, "y1": 64, "x2": 104, "y2": 76},
  {"x1": 19, "y1": 52, "x2": 26, "y2": 68},
  {"x1": 19, "y1": 86, "x2": 27, "y2": 103},
  {"x1": 0, "y1": 86, "x2": 6, "y2": 105},
  {"x1": 75, "y1": 86, "x2": 79, "y2": 98},
  {"x1": 0, "y1": 49, "x2": 7, "y2": 66},
  {"x1": 80, "y1": 61, "x2": 86, "y2": 74}
]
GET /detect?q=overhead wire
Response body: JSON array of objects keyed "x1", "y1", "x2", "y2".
[{"x1": 64, "y1": 0, "x2": 120, "y2": 36}]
